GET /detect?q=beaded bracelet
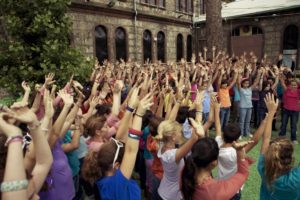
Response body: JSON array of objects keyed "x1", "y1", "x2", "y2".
[
  {"x1": 0, "y1": 179, "x2": 28, "y2": 192},
  {"x1": 5, "y1": 135, "x2": 23, "y2": 147},
  {"x1": 134, "y1": 113, "x2": 144, "y2": 118}
]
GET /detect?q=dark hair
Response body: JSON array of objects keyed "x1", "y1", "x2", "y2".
[
  {"x1": 149, "y1": 116, "x2": 163, "y2": 137},
  {"x1": 181, "y1": 138, "x2": 219, "y2": 200},
  {"x1": 221, "y1": 80, "x2": 228, "y2": 85},
  {"x1": 241, "y1": 79, "x2": 250, "y2": 86},
  {"x1": 82, "y1": 140, "x2": 125, "y2": 184},
  {"x1": 176, "y1": 107, "x2": 196, "y2": 124},
  {"x1": 223, "y1": 123, "x2": 241, "y2": 143},
  {"x1": 142, "y1": 110, "x2": 153, "y2": 130},
  {"x1": 96, "y1": 104, "x2": 112, "y2": 116}
]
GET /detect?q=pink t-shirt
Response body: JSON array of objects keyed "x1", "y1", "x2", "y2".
[
  {"x1": 283, "y1": 87, "x2": 300, "y2": 111},
  {"x1": 193, "y1": 158, "x2": 252, "y2": 200},
  {"x1": 86, "y1": 140, "x2": 104, "y2": 152}
]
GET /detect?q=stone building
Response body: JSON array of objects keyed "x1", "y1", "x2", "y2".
[
  {"x1": 194, "y1": 0, "x2": 300, "y2": 70},
  {"x1": 69, "y1": 0, "x2": 202, "y2": 64}
]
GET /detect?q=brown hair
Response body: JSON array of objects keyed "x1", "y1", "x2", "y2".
[
  {"x1": 264, "y1": 137, "x2": 294, "y2": 186},
  {"x1": 81, "y1": 140, "x2": 125, "y2": 184},
  {"x1": 85, "y1": 116, "x2": 106, "y2": 137}
]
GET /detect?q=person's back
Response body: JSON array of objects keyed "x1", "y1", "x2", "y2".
[{"x1": 258, "y1": 154, "x2": 300, "y2": 200}]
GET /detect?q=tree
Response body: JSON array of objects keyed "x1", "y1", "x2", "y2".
[
  {"x1": 0, "y1": 0, "x2": 92, "y2": 96},
  {"x1": 206, "y1": 0, "x2": 223, "y2": 58}
]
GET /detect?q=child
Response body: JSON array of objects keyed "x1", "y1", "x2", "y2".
[{"x1": 258, "y1": 93, "x2": 300, "y2": 199}]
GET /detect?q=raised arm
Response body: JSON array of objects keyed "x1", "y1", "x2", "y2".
[
  {"x1": 0, "y1": 114, "x2": 27, "y2": 200},
  {"x1": 115, "y1": 87, "x2": 139, "y2": 142},
  {"x1": 120, "y1": 93, "x2": 153, "y2": 179},
  {"x1": 228, "y1": 71, "x2": 238, "y2": 89},
  {"x1": 260, "y1": 94, "x2": 278, "y2": 155},
  {"x1": 251, "y1": 70, "x2": 262, "y2": 89},
  {"x1": 61, "y1": 116, "x2": 81, "y2": 153},
  {"x1": 21, "y1": 81, "x2": 31, "y2": 105},
  {"x1": 175, "y1": 118, "x2": 205, "y2": 163},
  {"x1": 48, "y1": 90, "x2": 73, "y2": 148},
  {"x1": 244, "y1": 116, "x2": 267, "y2": 153}
]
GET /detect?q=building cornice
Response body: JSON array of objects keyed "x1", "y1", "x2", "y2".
[{"x1": 70, "y1": 0, "x2": 192, "y2": 27}]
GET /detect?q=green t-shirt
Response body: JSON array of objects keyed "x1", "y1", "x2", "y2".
[{"x1": 63, "y1": 130, "x2": 80, "y2": 177}]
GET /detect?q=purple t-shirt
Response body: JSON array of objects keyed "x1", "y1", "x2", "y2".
[{"x1": 39, "y1": 140, "x2": 75, "y2": 200}]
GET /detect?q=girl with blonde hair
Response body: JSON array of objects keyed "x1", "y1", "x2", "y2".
[{"x1": 156, "y1": 118, "x2": 205, "y2": 200}]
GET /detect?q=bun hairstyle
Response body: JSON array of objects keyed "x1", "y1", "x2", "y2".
[
  {"x1": 181, "y1": 138, "x2": 219, "y2": 200},
  {"x1": 264, "y1": 137, "x2": 294, "y2": 187},
  {"x1": 82, "y1": 140, "x2": 125, "y2": 184},
  {"x1": 154, "y1": 120, "x2": 182, "y2": 141}
]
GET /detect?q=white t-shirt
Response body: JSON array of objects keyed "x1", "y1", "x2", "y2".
[
  {"x1": 215, "y1": 136, "x2": 237, "y2": 180},
  {"x1": 157, "y1": 147, "x2": 184, "y2": 200}
]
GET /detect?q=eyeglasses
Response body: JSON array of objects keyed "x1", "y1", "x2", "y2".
[{"x1": 111, "y1": 137, "x2": 124, "y2": 168}]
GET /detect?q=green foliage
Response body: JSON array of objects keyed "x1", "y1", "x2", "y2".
[{"x1": 0, "y1": 0, "x2": 92, "y2": 96}]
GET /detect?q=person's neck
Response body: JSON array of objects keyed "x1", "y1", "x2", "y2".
[
  {"x1": 221, "y1": 142, "x2": 233, "y2": 148},
  {"x1": 162, "y1": 141, "x2": 176, "y2": 152},
  {"x1": 196, "y1": 168, "x2": 212, "y2": 185},
  {"x1": 92, "y1": 135, "x2": 105, "y2": 143}
]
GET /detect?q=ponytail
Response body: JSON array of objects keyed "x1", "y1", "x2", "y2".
[
  {"x1": 82, "y1": 151, "x2": 103, "y2": 184},
  {"x1": 181, "y1": 156, "x2": 196, "y2": 200}
]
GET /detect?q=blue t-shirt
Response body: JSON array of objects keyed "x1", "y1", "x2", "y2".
[
  {"x1": 239, "y1": 88, "x2": 253, "y2": 108},
  {"x1": 257, "y1": 154, "x2": 300, "y2": 200},
  {"x1": 202, "y1": 90, "x2": 211, "y2": 113},
  {"x1": 96, "y1": 169, "x2": 141, "y2": 200},
  {"x1": 63, "y1": 130, "x2": 80, "y2": 177},
  {"x1": 233, "y1": 85, "x2": 240, "y2": 102}
]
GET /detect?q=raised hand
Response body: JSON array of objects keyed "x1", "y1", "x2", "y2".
[
  {"x1": 136, "y1": 93, "x2": 153, "y2": 116},
  {"x1": 58, "y1": 90, "x2": 73, "y2": 106},
  {"x1": 0, "y1": 113, "x2": 22, "y2": 137},
  {"x1": 21, "y1": 81, "x2": 31, "y2": 92},
  {"x1": 189, "y1": 117, "x2": 205, "y2": 139},
  {"x1": 128, "y1": 87, "x2": 140, "y2": 110},
  {"x1": 232, "y1": 140, "x2": 254, "y2": 150},
  {"x1": 44, "y1": 73, "x2": 55, "y2": 86},
  {"x1": 90, "y1": 95, "x2": 101, "y2": 108},
  {"x1": 10, "y1": 106, "x2": 38, "y2": 126},
  {"x1": 264, "y1": 93, "x2": 278, "y2": 113}
]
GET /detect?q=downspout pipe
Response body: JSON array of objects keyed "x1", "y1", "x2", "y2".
[{"x1": 133, "y1": 0, "x2": 138, "y2": 61}]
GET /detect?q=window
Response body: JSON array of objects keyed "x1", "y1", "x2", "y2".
[
  {"x1": 176, "y1": 34, "x2": 183, "y2": 62},
  {"x1": 200, "y1": 0, "x2": 206, "y2": 14},
  {"x1": 176, "y1": 0, "x2": 193, "y2": 13},
  {"x1": 187, "y1": 35, "x2": 192, "y2": 62},
  {"x1": 252, "y1": 27, "x2": 263, "y2": 35},
  {"x1": 143, "y1": 30, "x2": 152, "y2": 62},
  {"x1": 283, "y1": 25, "x2": 298, "y2": 50},
  {"x1": 95, "y1": 25, "x2": 108, "y2": 64},
  {"x1": 115, "y1": 27, "x2": 127, "y2": 61},
  {"x1": 140, "y1": 0, "x2": 165, "y2": 8},
  {"x1": 157, "y1": 31, "x2": 165, "y2": 62}
]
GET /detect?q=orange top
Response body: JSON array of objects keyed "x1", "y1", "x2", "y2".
[
  {"x1": 146, "y1": 135, "x2": 163, "y2": 179},
  {"x1": 218, "y1": 88, "x2": 231, "y2": 108}
]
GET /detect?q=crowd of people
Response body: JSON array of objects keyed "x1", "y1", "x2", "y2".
[{"x1": 0, "y1": 49, "x2": 300, "y2": 200}]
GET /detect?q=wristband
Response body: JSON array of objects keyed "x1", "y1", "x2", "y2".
[
  {"x1": 134, "y1": 113, "x2": 144, "y2": 118},
  {"x1": 5, "y1": 135, "x2": 23, "y2": 147},
  {"x1": 129, "y1": 128, "x2": 143, "y2": 137},
  {"x1": 128, "y1": 133, "x2": 140, "y2": 140},
  {"x1": 0, "y1": 179, "x2": 28, "y2": 192},
  {"x1": 126, "y1": 105, "x2": 135, "y2": 113}
]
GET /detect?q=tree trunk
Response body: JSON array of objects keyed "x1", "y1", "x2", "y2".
[{"x1": 206, "y1": 0, "x2": 223, "y2": 59}]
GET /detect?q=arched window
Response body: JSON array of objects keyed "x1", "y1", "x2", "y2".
[
  {"x1": 157, "y1": 31, "x2": 165, "y2": 62},
  {"x1": 115, "y1": 27, "x2": 127, "y2": 61},
  {"x1": 283, "y1": 25, "x2": 298, "y2": 50},
  {"x1": 95, "y1": 25, "x2": 108, "y2": 64},
  {"x1": 177, "y1": 34, "x2": 183, "y2": 62},
  {"x1": 143, "y1": 30, "x2": 152, "y2": 63},
  {"x1": 187, "y1": 35, "x2": 192, "y2": 62}
]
